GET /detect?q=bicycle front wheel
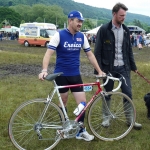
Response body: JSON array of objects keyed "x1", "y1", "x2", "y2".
[
  {"x1": 88, "y1": 92, "x2": 136, "y2": 141},
  {"x1": 9, "y1": 99, "x2": 65, "y2": 150}
]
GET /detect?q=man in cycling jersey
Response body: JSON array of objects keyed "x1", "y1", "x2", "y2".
[{"x1": 39, "y1": 10, "x2": 105, "y2": 141}]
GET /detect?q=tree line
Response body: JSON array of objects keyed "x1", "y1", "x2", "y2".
[
  {"x1": 1, "y1": 0, "x2": 150, "y2": 24},
  {"x1": 0, "y1": 3, "x2": 150, "y2": 33}
]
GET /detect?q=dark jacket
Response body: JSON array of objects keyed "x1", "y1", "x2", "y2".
[{"x1": 94, "y1": 20, "x2": 137, "y2": 76}]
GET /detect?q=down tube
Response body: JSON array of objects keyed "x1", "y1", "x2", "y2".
[{"x1": 75, "y1": 88, "x2": 101, "y2": 122}]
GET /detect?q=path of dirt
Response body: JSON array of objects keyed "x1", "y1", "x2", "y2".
[{"x1": 0, "y1": 40, "x2": 94, "y2": 78}]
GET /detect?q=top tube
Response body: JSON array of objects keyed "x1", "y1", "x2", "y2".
[{"x1": 45, "y1": 72, "x2": 123, "y2": 92}]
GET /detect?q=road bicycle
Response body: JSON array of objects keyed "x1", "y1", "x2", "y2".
[{"x1": 9, "y1": 72, "x2": 136, "y2": 150}]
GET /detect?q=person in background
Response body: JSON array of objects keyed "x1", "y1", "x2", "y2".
[
  {"x1": 92, "y1": 34, "x2": 96, "y2": 46},
  {"x1": 15, "y1": 31, "x2": 19, "y2": 40},
  {"x1": 39, "y1": 10, "x2": 105, "y2": 141},
  {"x1": 87, "y1": 34, "x2": 92, "y2": 45},
  {"x1": 138, "y1": 33, "x2": 143, "y2": 50},
  {"x1": 131, "y1": 33, "x2": 134, "y2": 47},
  {"x1": 0, "y1": 32, "x2": 3, "y2": 41},
  {"x1": 94, "y1": 2, "x2": 142, "y2": 130},
  {"x1": 136, "y1": 33, "x2": 140, "y2": 46},
  {"x1": 134, "y1": 33, "x2": 137, "y2": 47}
]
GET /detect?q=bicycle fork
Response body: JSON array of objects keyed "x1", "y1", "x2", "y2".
[{"x1": 101, "y1": 92, "x2": 116, "y2": 119}]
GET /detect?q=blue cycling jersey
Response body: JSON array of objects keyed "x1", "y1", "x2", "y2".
[{"x1": 48, "y1": 29, "x2": 90, "y2": 76}]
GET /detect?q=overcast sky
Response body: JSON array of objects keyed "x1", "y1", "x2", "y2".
[{"x1": 74, "y1": 0, "x2": 150, "y2": 17}]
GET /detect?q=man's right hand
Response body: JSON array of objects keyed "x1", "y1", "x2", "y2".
[{"x1": 38, "y1": 72, "x2": 48, "y2": 81}]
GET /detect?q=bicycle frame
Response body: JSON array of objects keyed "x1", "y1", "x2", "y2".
[
  {"x1": 53, "y1": 78, "x2": 103, "y2": 122},
  {"x1": 39, "y1": 74, "x2": 122, "y2": 125}
]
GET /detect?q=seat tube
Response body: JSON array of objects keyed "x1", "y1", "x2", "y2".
[{"x1": 54, "y1": 80, "x2": 69, "y2": 120}]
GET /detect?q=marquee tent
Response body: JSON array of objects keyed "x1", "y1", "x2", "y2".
[
  {"x1": 86, "y1": 25, "x2": 101, "y2": 34},
  {"x1": 0, "y1": 26, "x2": 19, "y2": 33}
]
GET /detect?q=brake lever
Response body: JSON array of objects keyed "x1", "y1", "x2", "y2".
[
  {"x1": 119, "y1": 75, "x2": 128, "y2": 86},
  {"x1": 107, "y1": 72, "x2": 113, "y2": 77},
  {"x1": 107, "y1": 71, "x2": 128, "y2": 86}
]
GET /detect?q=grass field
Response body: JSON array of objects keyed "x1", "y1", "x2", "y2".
[{"x1": 0, "y1": 40, "x2": 150, "y2": 150}]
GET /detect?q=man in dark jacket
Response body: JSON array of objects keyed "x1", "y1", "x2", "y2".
[{"x1": 94, "y1": 2, "x2": 142, "y2": 130}]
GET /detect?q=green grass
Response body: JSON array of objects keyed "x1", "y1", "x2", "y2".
[{"x1": 1, "y1": 41, "x2": 150, "y2": 150}]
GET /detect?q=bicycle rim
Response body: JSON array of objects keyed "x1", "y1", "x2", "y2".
[
  {"x1": 9, "y1": 99, "x2": 65, "y2": 150},
  {"x1": 88, "y1": 92, "x2": 136, "y2": 141}
]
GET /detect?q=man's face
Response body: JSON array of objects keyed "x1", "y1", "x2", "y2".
[
  {"x1": 70, "y1": 18, "x2": 83, "y2": 32},
  {"x1": 113, "y1": 8, "x2": 126, "y2": 25}
]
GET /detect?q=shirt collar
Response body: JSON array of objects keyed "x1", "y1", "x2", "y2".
[
  {"x1": 112, "y1": 23, "x2": 123, "y2": 30},
  {"x1": 66, "y1": 28, "x2": 78, "y2": 35}
]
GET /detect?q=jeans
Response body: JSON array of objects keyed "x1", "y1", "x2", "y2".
[{"x1": 104, "y1": 65, "x2": 132, "y2": 100}]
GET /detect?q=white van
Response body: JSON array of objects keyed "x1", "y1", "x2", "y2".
[{"x1": 18, "y1": 22, "x2": 57, "y2": 47}]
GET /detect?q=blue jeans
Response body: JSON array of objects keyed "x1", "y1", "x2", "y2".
[{"x1": 104, "y1": 65, "x2": 132, "y2": 100}]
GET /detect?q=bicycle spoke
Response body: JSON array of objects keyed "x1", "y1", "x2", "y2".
[
  {"x1": 9, "y1": 99, "x2": 64, "y2": 150},
  {"x1": 88, "y1": 92, "x2": 135, "y2": 141}
]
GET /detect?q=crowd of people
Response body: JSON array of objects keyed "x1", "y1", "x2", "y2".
[
  {"x1": 0, "y1": 31, "x2": 19, "y2": 41},
  {"x1": 130, "y1": 32, "x2": 149, "y2": 50},
  {"x1": 85, "y1": 34, "x2": 96, "y2": 46},
  {"x1": 85, "y1": 30, "x2": 149, "y2": 50}
]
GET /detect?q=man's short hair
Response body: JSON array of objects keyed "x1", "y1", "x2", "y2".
[{"x1": 112, "y1": 3, "x2": 128, "y2": 14}]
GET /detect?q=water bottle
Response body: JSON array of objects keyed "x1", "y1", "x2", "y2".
[{"x1": 73, "y1": 102, "x2": 86, "y2": 116}]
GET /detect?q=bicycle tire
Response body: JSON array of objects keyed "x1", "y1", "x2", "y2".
[
  {"x1": 9, "y1": 99, "x2": 65, "y2": 150},
  {"x1": 88, "y1": 92, "x2": 136, "y2": 141}
]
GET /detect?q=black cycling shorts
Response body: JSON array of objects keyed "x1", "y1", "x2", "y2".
[{"x1": 55, "y1": 75, "x2": 83, "y2": 93}]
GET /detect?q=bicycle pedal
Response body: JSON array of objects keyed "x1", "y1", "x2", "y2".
[
  {"x1": 78, "y1": 121, "x2": 84, "y2": 128},
  {"x1": 39, "y1": 135, "x2": 43, "y2": 139},
  {"x1": 37, "y1": 134, "x2": 43, "y2": 139}
]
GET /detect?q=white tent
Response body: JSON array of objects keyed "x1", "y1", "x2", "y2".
[
  {"x1": 0, "y1": 26, "x2": 19, "y2": 33},
  {"x1": 147, "y1": 33, "x2": 150, "y2": 36},
  {"x1": 86, "y1": 25, "x2": 101, "y2": 34}
]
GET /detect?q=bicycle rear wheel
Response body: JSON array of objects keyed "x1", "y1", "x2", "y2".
[
  {"x1": 9, "y1": 99, "x2": 65, "y2": 150},
  {"x1": 88, "y1": 92, "x2": 136, "y2": 141}
]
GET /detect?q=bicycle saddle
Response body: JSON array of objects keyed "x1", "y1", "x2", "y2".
[{"x1": 45, "y1": 72, "x2": 63, "y2": 81}]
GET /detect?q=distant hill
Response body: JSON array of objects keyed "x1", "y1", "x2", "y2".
[{"x1": 0, "y1": 0, "x2": 150, "y2": 25}]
